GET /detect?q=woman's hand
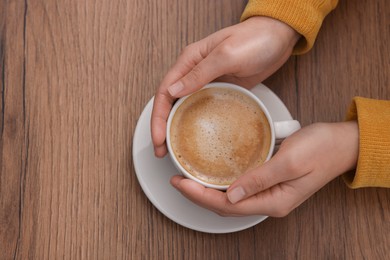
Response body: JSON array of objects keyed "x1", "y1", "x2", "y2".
[
  {"x1": 170, "y1": 122, "x2": 359, "y2": 217},
  {"x1": 151, "y1": 16, "x2": 300, "y2": 157}
]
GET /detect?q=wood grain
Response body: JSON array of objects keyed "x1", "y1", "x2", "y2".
[
  {"x1": 0, "y1": 0, "x2": 389, "y2": 259},
  {"x1": 0, "y1": 1, "x2": 26, "y2": 259}
]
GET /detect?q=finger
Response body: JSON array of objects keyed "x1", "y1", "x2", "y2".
[
  {"x1": 239, "y1": 170, "x2": 331, "y2": 217},
  {"x1": 221, "y1": 183, "x2": 304, "y2": 217},
  {"x1": 153, "y1": 143, "x2": 168, "y2": 158},
  {"x1": 161, "y1": 27, "x2": 232, "y2": 93},
  {"x1": 171, "y1": 175, "x2": 298, "y2": 217},
  {"x1": 170, "y1": 175, "x2": 232, "y2": 214},
  {"x1": 151, "y1": 91, "x2": 174, "y2": 157},
  {"x1": 226, "y1": 154, "x2": 305, "y2": 204},
  {"x1": 167, "y1": 52, "x2": 230, "y2": 97},
  {"x1": 151, "y1": 30, "x2": 232, "y2": 155}
]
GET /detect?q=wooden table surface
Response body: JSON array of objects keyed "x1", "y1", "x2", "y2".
[{"x1": 1, "y1": 0, "x2": 389, "y2": 259}]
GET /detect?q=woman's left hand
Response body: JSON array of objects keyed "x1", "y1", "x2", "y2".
[{"x1": 170, "y1": 122, "x2": 359, "y2": 217}]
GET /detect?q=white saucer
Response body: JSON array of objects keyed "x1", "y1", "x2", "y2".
[{"x1": 132, "y1": 83, "x2": 293, "y2": 233}]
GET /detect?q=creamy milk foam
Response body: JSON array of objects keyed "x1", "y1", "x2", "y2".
[{"x1": 170, "y1": 87, "x2": 271, "y2": 185}]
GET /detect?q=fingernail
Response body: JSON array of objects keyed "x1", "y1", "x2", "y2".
[
  {"x1": 170, "y1": 176, "x2": 181, "y2": 188},
  {"x1": 227, "y1": 186, "x2": 246, "y2": 204},
  {"x1": 168, "y1": 81, "x2": 184, "y2": 97}
]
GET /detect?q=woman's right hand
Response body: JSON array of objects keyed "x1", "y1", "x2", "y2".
[{"x1": 151, "y1": 16, "x2": 300, "y2": 157}]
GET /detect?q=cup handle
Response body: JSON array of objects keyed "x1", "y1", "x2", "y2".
[{"x1": 274, "y1": 120, "x2": 301, "y2": 139}]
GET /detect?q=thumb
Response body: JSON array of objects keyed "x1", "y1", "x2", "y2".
[{"x1": 226, "y1": 158, "x2": 289, "y2": 204}]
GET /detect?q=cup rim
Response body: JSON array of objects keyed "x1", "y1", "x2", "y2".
[{"x1": 166, "y1": 82, "x2": 276, "y2": 190}]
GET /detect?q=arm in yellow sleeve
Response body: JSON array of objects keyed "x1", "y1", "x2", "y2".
[
  {"x1": 241, "y1": 0, "x2": 339, "y2": 54},
  {"x1": 344, "y1": 97, "x2": 390, "y2": 188}
]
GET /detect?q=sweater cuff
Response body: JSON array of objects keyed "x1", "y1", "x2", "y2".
[
  {"x1": 343, "y1": 97, "x2": 390, "y2": 188},
  {"x1": 241, "y1": 0, "x2": 338, "y2": 54}
]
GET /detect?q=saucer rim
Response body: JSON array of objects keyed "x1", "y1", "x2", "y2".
[{"x1": 132, "y1": 83, "x2": 292, "y2": 233}]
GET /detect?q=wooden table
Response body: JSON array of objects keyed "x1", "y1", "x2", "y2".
[{"x1": 1, "y1": 0, "x2": 389, "y2": 259}]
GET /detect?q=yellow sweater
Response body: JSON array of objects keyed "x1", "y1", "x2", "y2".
[{"x1": 242, "y1": 0, "x2": 390, "y2": 188}]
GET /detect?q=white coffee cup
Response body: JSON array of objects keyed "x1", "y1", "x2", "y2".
[{"x1": 166, "y1": 82, "x2": 301, "y2": 190}]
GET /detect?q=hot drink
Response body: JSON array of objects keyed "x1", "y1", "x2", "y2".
[{"x1": 169, "y1": 87, "x2": 271, "y2": 185}]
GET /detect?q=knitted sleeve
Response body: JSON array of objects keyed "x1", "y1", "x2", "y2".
[
  {"x1": 241, "y1": 0, "x2": 339, "y2": 54},
  {"x1": 343, "y1": 97, "x2": 390, "y2": 188}
]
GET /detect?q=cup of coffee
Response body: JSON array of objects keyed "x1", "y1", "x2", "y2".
[{"x1": 166, "y1": 82, "x2": 301, "y2": 190}]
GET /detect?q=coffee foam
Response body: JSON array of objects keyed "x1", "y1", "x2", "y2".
[{"x1": 170, "y1": 87, "x2": 271, "y2": 185}]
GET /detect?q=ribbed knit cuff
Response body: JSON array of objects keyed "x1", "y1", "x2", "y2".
[
  {"x1": 343, "y1": 97, "x2": 390, "y2": 188},
  {"x1": 241, "y1": 0, "x2": 338, "y2": 54}
]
